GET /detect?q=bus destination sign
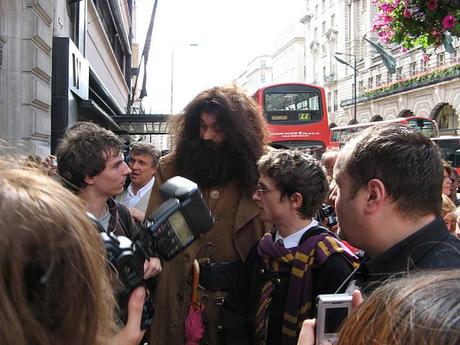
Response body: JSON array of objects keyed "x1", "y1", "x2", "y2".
[{"x1": 271, "y1": 114, "x2": 288, "y2": 121}]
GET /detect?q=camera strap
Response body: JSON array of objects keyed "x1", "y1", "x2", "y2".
[{"x1": 114, "y1": 200, "x2": 133, "y2": 237}]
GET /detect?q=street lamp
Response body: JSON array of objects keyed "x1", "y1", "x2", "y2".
[
  {"x1": 170, "y1": 43, "x2": 198, "y2": 114},
  {"x1": 334, "y1": 52, "x2": 357, "y2": 124}
]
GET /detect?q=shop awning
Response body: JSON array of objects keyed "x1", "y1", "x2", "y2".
[{"x1": 113, "y1": 114, "x2": 170, "y2": 135}]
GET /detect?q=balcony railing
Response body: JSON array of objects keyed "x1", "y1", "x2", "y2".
[{"x1": 340, "y1": 63, "x2": 460, "y2": 107}]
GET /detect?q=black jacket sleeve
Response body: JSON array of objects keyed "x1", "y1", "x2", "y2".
[{"x1": 311, "y1": 253, "x2": 354, "y2": 314}]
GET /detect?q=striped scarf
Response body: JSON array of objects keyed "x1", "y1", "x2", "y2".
[{"x1": 254, "y1": 229, "x2": 358, "y2": 345}]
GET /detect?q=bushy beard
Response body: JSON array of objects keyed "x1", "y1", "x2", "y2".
[{"x1": 175, "y1": 138, "x2": 238, "y2": 188}]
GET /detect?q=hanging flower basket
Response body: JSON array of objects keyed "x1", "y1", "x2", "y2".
[{"x1": 372, "y1": 0, "x2": 460, "y2": 51}]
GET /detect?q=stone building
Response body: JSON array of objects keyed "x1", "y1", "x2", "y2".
[{"x1": 0, "y1": 0, "x2": 135, "y2": 155}]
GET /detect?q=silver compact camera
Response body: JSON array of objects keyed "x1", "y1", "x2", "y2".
[{"x1": 315, "y1": 293, "x2": 352, "y2": 345}]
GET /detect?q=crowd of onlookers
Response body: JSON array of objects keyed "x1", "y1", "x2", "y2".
[{"x1": 3, "y1": 85, "x2": 460, "y2": 345}]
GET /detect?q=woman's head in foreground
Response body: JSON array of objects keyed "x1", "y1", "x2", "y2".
[
  {"x1": 0, "y1": 161, "x2": 115, "y2": 345},
  {"x1": 339, "y1": 269, "x2": 460, "y2": 345}
]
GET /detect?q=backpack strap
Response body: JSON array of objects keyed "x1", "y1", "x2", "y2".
[{"x1": 115, "y1": 200, "x2": 134, "y2": 237}]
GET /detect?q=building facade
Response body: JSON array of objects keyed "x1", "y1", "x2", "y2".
[
  {"x1": 236, "y1": 0, "x2": 460, "y2": 133},
  {"x1": 303, "y1": 0, "x2": 460, "y2": 129},
  {"x1": 272, "y1": 22, "x2": 306, "y2": 84},
  {"x1": 0, "y1": 0, "x2": 135, "y2": 155}
]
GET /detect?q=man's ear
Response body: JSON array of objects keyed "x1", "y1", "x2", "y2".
[
  {"x1": 290, "y1": 192, "x2": 303, "y2": 210},
  {"x1": 364, "y1": 179, "x2": 386, "y2": 214},
  {"x1": 84, "y1": 174, "x2": 96, "y2": 186}
]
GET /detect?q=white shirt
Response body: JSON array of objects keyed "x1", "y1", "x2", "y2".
[
  {"x1": 274, "y1": 219, "x2": 319, "y2": 249},
  {"x1": 123, "y1": 177, "x2": 155, "y2": 208}
]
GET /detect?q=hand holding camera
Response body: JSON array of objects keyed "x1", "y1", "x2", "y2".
[
  {"x1": 296, "y1": 291, "x2": 363, "y2": 345},
  {"x1": 315, "y1": 294, "x2": 352, "y2": 345},
  {"x1": 100, "y1": 176, "x2": 214, "y2": 330}
]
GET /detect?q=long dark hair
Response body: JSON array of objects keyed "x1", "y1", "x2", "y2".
[{"x1": 172, "y1": 85, "x2": 268, "y2": 195}]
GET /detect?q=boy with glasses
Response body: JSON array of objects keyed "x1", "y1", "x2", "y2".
[{"x1": 223, "y1": 150, "x2": 357, "y2": 345}]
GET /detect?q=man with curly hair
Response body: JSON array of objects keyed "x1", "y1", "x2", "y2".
[
  {"x1": 146, "y1": 86, "x2": 270, "y2": 345},
  {"x1": 56, "y1": 122, "x2": 161, "y2": 280}
]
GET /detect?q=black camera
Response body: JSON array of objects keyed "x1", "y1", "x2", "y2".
[
  {"x1": 96, "y1": 176, "x2": 214, "y2": 329},
  {"x1": 318, "y1": 203, "x2": 338, "y2": 228},
  {"x1": 100, "y1": 231, "x2": 153, "y2": 329},
  {"x1": 142, "y1": 176, "x2": 214, "y2": 261}
]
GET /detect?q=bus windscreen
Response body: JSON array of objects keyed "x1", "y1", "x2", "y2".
[{"x1": 264, "y1": 92, "x2": 322, "y2": 123}]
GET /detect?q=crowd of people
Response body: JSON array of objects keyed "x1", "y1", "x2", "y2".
[{"x1": 3, "y1": 84, "x2": 460, "y2": 345}]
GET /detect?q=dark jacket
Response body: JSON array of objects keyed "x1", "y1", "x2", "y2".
[
  {"x1": 107, "y1": 197, "x2": 137, "y2": 238},
  {"x1": 352, "y1": 217, "x2": 460, "y2": 295},
  {"x1": 222, "y1": 227, "x2": 356, "y2": 345}
]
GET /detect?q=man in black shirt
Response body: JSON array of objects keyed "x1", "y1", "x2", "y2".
[{"x1": 331, "y1": 124, "x2": 460, "y2": 294}]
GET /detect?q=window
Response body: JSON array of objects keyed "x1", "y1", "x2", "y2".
[
  {"x1": 421, "y1": 59, "x2": 428, "y2": 71},
  {"x1": 315, "y1": 4, "x2": 318, "y2": 16},
  {"x1": 323, "y1": 66, "x2": 327, "y2": 81},
  {"x1": 331, "y1": 14, "x2": 335, "y2": 28},
  {"x1": 387, "y1": 71, "x2": 393, "y2": 83},
  {"x1": 376, "y1": 74, "x2": 381, "y2": 86},
  {"x1": 322, "y1": 21, "x2": 326, "y2": 34},
  {"x1": 333, "y1": 89, "x2": 338, "y2": 111},
  {"x1": 314, "y1": 27, "x2": 318, "y2": 40},
  {"x1": 368, "y1": 77, "x2": 373, "y2": 89},
  {"x1": 322, "y1": 0, "x2": 326, "y2": 12},
  {"x1": 410, "y1": 62, "x2": 417, "y2": 76},
  {"x1": 321, "y1": 44, "x2": 327, "y2": 55},
  {"x1": 261, "y1": 72, "x2": 265, "y2": 83},
  {"x1": 358, "y1": 80, "x2": 364, "y2": 93},
  {"x1": 327, "y1": 91, "x2": 332, "y2": 112},
  {"x1": 92, "y1": 0, "x2": 128, "y2": 78},
  {"x1": 438, "y1": 53, "x2": 445, "y2": 65},
  {"x1": 261, "y1": 59, "x2": 266, "y2": 68},
  {"x1": 396, "y1": 67, "x2": 403, "y2": 80}
]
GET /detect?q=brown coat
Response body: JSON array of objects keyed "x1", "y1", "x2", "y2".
[{"x1": 147, "y1": 154, "x2": 268, "y2": 345}]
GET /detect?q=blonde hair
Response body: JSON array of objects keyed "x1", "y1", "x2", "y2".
[
  {"x1": 441, "y1": 194, "x2": 458, "y2": 234},
  {"x1": 338, "y1": 270, "x2": 460, "y2": 345},
  {"x1": 442, "y1": 193, "x2": 457, "y2": 217},
  {"x1": 0, "y1": 161, "x2": 116, "y2": 345}
]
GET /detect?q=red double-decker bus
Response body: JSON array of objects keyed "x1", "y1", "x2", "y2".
[{"x1": 253, "y1": 83, "x2": 330, "y2": 152}]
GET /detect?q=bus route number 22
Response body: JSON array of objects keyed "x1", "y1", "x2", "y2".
[{"x1": 298, "y1": 113, "x2": 311, "y2": 121}]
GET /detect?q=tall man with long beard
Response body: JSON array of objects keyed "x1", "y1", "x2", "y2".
[{"x1": 147, "y1": 86, "x2": 270, "y2": 345}]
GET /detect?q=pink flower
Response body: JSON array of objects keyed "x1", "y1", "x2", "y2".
[
  {"x1": 427, "y1": 0, "x2": 437, "y2": 11},
  {"x1": 377, "y1": 30, "x2": 395, "y2": 44},
  {"x1": 403, "y1": 8, "x2": 412, "y2": 18},
  {"x1": 442, "y1": 15, "x2": 457, "y2": 29},
  {"x1": 380, "y1": 3, "x2": 395, "y2": 13},
  {"x1": 372, "y1": 12, "x2": 393, "y2": 31},
  {"x1": 422, "y1": 53, "x2": 430, "y2": 62},
  {"x1": 400, "y1": 47, "x2": 408, "y2": 53}
]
